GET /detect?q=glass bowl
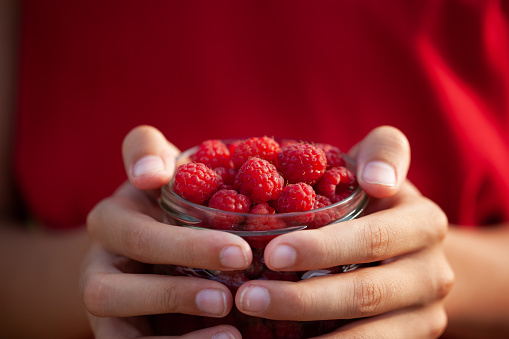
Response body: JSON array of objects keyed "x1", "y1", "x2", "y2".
[{"x1": 153, "y1": 141, "x2": 372, "y2": 338}]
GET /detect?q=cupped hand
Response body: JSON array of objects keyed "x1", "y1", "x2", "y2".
[
  {"x1": 235, "y1": 126, "x2": 454, "y2": 338},
  {"x1": 81, "y1": 125, "x2": 246, "y2": 339}
]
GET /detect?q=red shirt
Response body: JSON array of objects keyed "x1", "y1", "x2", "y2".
[{"x1": 15, "y1": 0, "x2": 509, "y2": 229}]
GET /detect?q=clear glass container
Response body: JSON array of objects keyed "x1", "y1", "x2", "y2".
[{"x1": 153, "y1": 142, "x2": 373, "y2": 338}]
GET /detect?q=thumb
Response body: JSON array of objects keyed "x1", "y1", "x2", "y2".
[
  {"x1": 349, "y1": 125, "x2": 410, "y2": 199},
  {"x1": 122, "y1": 125, "x2": 180, "y2": 191}
]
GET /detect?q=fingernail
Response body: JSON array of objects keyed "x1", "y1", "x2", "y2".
[
  {"x1": 240, "y1": 285, "x2": 270, "y2": 313},
  {"x1": 362, "y1": 161, "x2": 397, "y2": 187},
  {"x1": 270, "y1": 244, "x2": 296, "y2": 269},
  {"x1": 133, "y1": 155, "x2": 165, "y2": 177},
  {"x1": 195, "y1": 289, "x2": 227, "y2": 316},
  {"x1": 220, "y1": 246, "x2": 248, "y2": 269},
  {"x1": 211, "y1": 330, "x2": 235, "y2": 339}
]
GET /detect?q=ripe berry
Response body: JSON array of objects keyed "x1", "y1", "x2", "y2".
[
  {"x1": 245, "y1": 202, "x2": 286, "y2": 231},
  {"x1": 277, "y1": 182, "x2": 316, "y2": 213},
  {"x1": 315, "y1": 166, "x2": 358, "y2": 203},
  {"x1": 315, "y1": 143, "x2": 346, "y2": 169},
  {"x1": 173, "y1": 162, "x2": 220, "y2": 204},
  {"x1": 313, "y1": 194, "x2": 332, "y2": 209},
  {"x1": 233, "y1": 157, "x2": 284, "y2": 203},
  {"x1": 309, "y1": 194, "x2": 335, "y2": 229},
  {"x1": 277, "y1": 143, "x2": 327, "y2": 185},
  {"x1": 231, "y1": 136, "x2": 281, "y2": 169},
  {"x1": 191, "y1": 139, "x2": 232, "y2": 169},
  {"x1": 209, "y1": 189, "x2": 251, "y2": 213},
  {"x1": 208, "y1": 189, "x2": 251, "y2": 229}
]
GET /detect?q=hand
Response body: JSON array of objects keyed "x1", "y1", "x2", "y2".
[
  {"x1": 234, "y1": 126, "x2": 454, "y2": 338},
  {"x1": 80, "y1": 126, "x2": 245, "y2": 338}
]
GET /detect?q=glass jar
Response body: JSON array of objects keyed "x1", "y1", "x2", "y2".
[{"x1": 152, "y1": 142, "x2": 373, "y2": 338}]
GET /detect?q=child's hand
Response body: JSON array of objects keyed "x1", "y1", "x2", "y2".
[
  {"x1": 234, "y1": 126, "x2": 453, "y2": 338},
  {"x1": 81, "y1": 125, "x2": 247, "y2": 338}
]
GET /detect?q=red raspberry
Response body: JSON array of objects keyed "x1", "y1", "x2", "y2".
[
  {"x1": 191, "y1": 139, "x2": 232, "y2": 169},
  {"x1": 208, "y1": 189, "x2": 251, "y2": 230},
  {"x1": 313, "y1": 194, "x2": 332, "y2": 209},
  {"x1": 231, "y1": 136, "x2": 281, "y2": 169},
  {"x1": 277, "y1": 143, "x2": 327, "y2": 185},
  {"x1": 309, "y1": 194, "x2": 335, "y2": 229},
  {"x1": 277, "y1": 182, "x2": 316, "y2": 213},
  {"x1": 233, "y1": 157, "x2": 284, "y2": 203},
  {"x1": 209, "y1": 189, "x2": 251, "y2": 213},
  {"x1": 245, "y1": 202, "x2": 286, "y2": 231},
  {"x1": 315, "y1": 166, "x2": 358, "y2": 203},
  {"x1": 315, "y1": 143, "x2": 346, "y2": 169},
  {"x1": 173, "y1": 162, "x2": 220, "y2": 204}
]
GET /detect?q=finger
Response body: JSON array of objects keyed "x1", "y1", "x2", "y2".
[
  {"x1": 82, "y1": 244, "x2": 233, "y2": 318},
  {"x1": 235, "y1": 248, "x2": 453, "y2": 321},
  {"x1": 87, "y1": 314, "x2": 151, "y2": 338},
  {"x1": 87, "y1": 184, "x2": 252, "y2": 270},
  {"x1": 122, "y1": 125, "x2": 180, "y2": 191},
  {"x1": 349, "y1": 125, "x2": 410, "y2": 199},
  {"x1": 90, "y1": 314, "x2": 241, "y2": 339},
  {"x1": 322, "y1": 302, "x2": 447, "y2": 339},
  {"x1": 263, "y1": 182, "x2": 448, "y2": 271}
]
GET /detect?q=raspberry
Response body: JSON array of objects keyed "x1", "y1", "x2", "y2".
[
  {"x1": 276, "y1": 182, "x2": 316, "y2": 213},
  {"x1": 313, "y1": 194, "x2": 332, "y2": 209},
  {"x1": 209, "y1": 189, "x2": 251, "y2": 213},
  {"x1": 315, "y1": 143, "x2": 346, "y2": 169},
  {"x1": 208, "y1": 189, "x2": 251, "y2": 230},
  {"x1": 315, "y1": 166, "x2": 358, "y2": 203},
  {"x1": 191, "y1": 139, "x2": 232, "y2": 169},
  {"x1": 233, "y1": 157, "x2": 284, "y2": 203},
  {"x1": 249, "y1": 201, "x2": 275, "y2": 214},
  {"x1": 277, "y1": 143, "x2": 327, "y2": 185},
  {"x1": 231, "y1": 136, "x2": 281, "y2": 169},
  {"x1": 245, "y1": 202, "x2": 286, "y2": 231},
  {"x1": 173, "y1": 162, "x2": 220, "y2": 204},
  {"x1": 309, "y1": 194, "x2": 335, "y2": 229}
]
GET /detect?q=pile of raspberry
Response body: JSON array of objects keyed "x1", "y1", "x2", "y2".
[{"x1": 173, "y1": 137, "x2": 358, "y2": 232}]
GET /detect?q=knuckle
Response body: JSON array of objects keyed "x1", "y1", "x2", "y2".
[
  {"x1": 124, "y1": 223, "x2": 153, "y2": 262},
  {"x1": 436, "y1": 262, "x2": 455, "y2": 300},
  {"x1": 81, "y1": 274, "x2": 113, "y2": 317},
  {"x1": 363, "y1": 222, "x2": 391, "y2": 261},
  {"x1": 285, "y1": 287, "x2": 315, "y2": 320},
  {"x1": 86, "y1": 199, "x2": 108, "y2": 238},
  {"x1": 157, "y1": 284, "x2": 180, "y2": 313},
  {"x1": 422, "y1": 198, "x2": 449, "y2": 241},
  {"x1": 353, "y1": 274, "x2": 386, "y2": 316}
]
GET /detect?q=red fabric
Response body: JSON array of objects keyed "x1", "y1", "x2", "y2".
[{"x1": 15, "y1": 0, "x2": 509, "y2": 229}]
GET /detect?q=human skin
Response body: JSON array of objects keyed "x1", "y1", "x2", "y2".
[
  {"x1": 82, "y1": 125, "x2": 453, "y2": 338},
  {"x1": 2, "y1": 2, "x2": 509, "y2": 336}
]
